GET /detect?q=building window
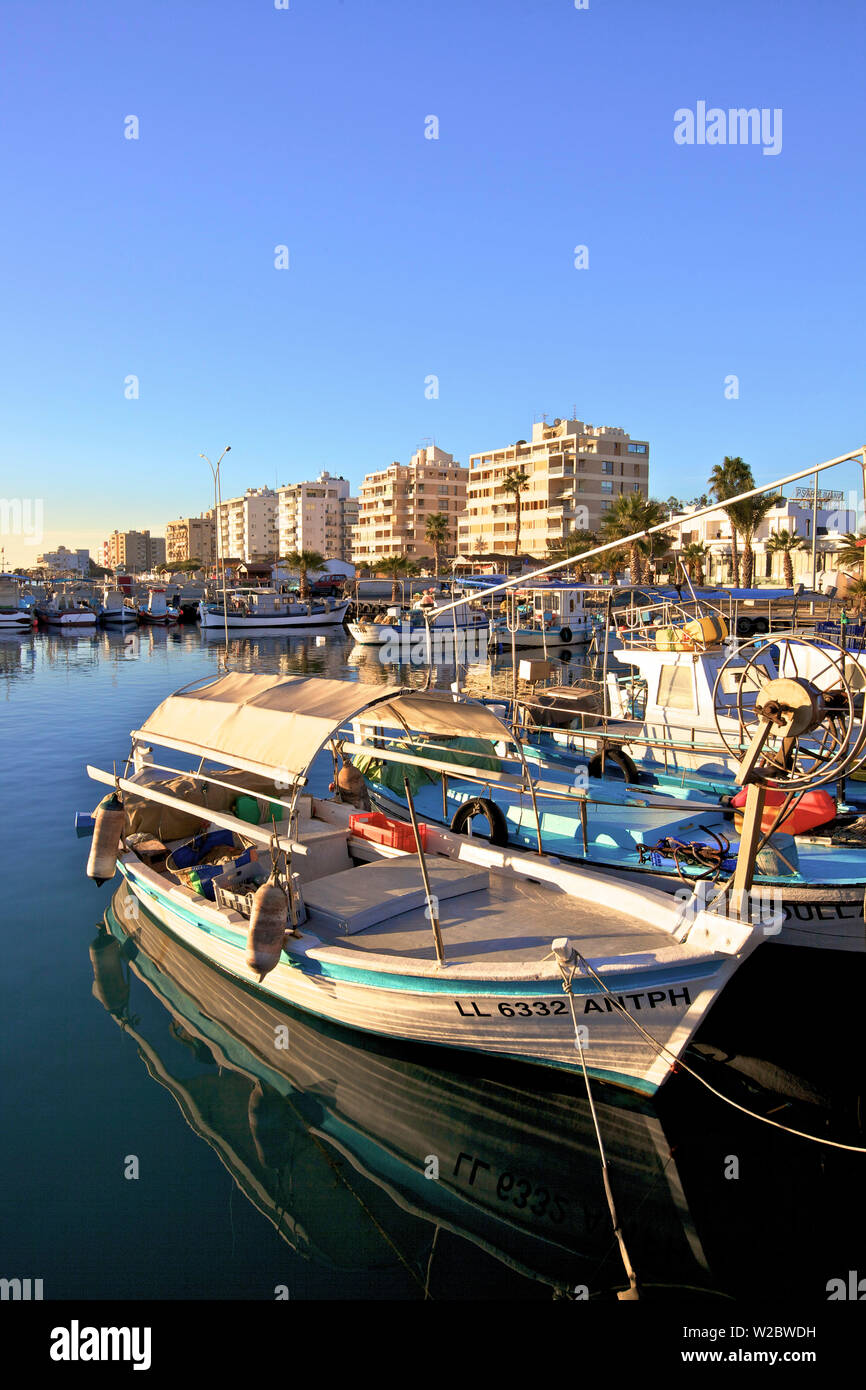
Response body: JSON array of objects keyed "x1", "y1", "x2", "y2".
[
  {"x1": 628, "y1": 443, "x2": 647, "y2": 454},
  {"x1": 602, "y1": 461, "x2": 614, "y2": 474},
  {"x1": 601, "y1": 481, "x2": 613, "y2": 494}
]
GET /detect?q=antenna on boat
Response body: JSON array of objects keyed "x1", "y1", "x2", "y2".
[{"x1": 201, "y1": 446, "x2": 232, "y2": 668}]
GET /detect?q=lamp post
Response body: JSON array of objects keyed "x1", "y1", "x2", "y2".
[{"x1": 201, "y1": 446, "x2": 231, "y2": 653}]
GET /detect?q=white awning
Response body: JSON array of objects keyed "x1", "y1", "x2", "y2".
[{"x1": 133, "y1": 675, "x2": 513, "y2": 783}]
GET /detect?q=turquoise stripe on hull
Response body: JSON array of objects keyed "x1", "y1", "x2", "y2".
[{"x1": 121, "y1": 864, "x2": 716, "y2": 998}]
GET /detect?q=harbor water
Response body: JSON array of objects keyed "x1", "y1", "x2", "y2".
[{"x1": 2, "y1": 624, "x2": 865, "y2": 1301}]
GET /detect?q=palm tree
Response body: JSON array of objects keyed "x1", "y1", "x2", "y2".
[
  {"x1": 501, "y1": 468, "x2": 531, "y2": 556},
  {"x1": 724, "y1": 493, "x2": 783, "y2": 589},
  {"x1": 546, "y1": 529, "x2": 599, "y2": 581},
  {"x1": 708, "y1": 456, "x2": 752, "y2": 584},
  {"x1": 765, "y1": 529, "x2": 805, "y2": 588},
  {"x1": 834, "y1": 532, "x2": 866, "y2": 578},
  {"x1": 844, "y1": 578, "x2": 866, "y2": 616},
  {"x1": 681, "y1": 542, "x2": 709, "y2": 586},
  {"x1": 601, "y1": 494, "x2": 671, "y2": 584},
  {"x1": 372, "y1": 553, "x2": 419, "y2": 602},
  {"x1": 424, "y1": 512, "x2": 451, "y2": 578},
  {"x1": 281, "y1": 549, "x2": 325, "y2": 602}
]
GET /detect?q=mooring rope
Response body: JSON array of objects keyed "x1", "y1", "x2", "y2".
[{"x1": 555, "y1": 949, "x2": 866, "y2": 1154}]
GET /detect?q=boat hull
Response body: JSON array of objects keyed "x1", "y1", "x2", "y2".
[
  {"x1": 115, "y1": 856, "x2": 741, "y2": 1095},
  {"x1": 199, "y1": 602, "x2": 349, "y2": 629}
]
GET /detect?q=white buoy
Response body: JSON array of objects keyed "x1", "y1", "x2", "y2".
[
  {"x1": 86, "y1": 793, "x2": 124, "y2": 885},
  {"x1": 246, "y1": 879, "x2": 288, "y2": 981}
]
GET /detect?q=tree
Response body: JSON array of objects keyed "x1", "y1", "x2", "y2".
[
  {"x1": 372, "y1": 553, "x2": 420, "y2": 602},
  {"x1": 725, "y1": 493, "x2": 784, "y2": 589},
  {"x1": 844, "y1": 578, "x2": 866, "y2": 616},
  {"x1": 834, "y1": 532, "x2": 866, "y2": 578},
  {"x1": 546, "y1": 529, "x2": 599, "y2": 581},
  {"x1": 424, "y1": 512, "x2": 451, "y2": 578},
  {"x1": 681, "y1": 542, "x2": 709, "y2": 586},
  {"x1": 708, "y1": 456, "x2": 752, "y2": 584},
  {"x1": 601, "y1": 494, "x2": 671, "y2": 584},
  {"x1": 281, "y1": 549, "x2": 325, "y2": 601},
  {"x1": 766, "y1": 529, "x2": 805, "y2": 588},
  {"x1": 501, "y1": 468, "x2": 531, "y2": 556}
]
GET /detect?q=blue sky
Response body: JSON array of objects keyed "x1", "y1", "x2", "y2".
[{"x1": 1, "y1": 0, "x2": 864, "y2": 563}]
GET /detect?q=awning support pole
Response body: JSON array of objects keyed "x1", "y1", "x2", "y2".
[{"x1": 403, "y1": 775, "x2": 446, "y2": 967}]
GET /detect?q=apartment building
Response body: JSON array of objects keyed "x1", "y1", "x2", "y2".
[
  {"x1": 165, "y1": 512, "x2": 215, "y2": 567},
  {"x1": 352, "y1": 446, "x2": 467, "y2": 566},
  {"x1": 276, "y1": 472, "x2": 357, "y2": 563},
  {"x1": 36, "y1": 546, "x2": 90, "y2": 575},
  {"x1": 104, "y1": 530, "x2": 166, "y2": 572},
  {"x1": 458, "y1": 416, "x2": 650, "y2": 558},
  {"x1": 215, "y1": 488, "x2": 278, "y2": 564}
]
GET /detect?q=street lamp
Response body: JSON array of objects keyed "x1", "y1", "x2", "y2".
[{"x1": 201, "y1": 446, "x2": 231, "y2": 652}]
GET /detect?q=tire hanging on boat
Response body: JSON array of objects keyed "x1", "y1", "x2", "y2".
[
  {"x1": 559, "y1": 626, "x2": 572, "y2": 644},
  {"x1": 587, "y1": 747, "x2": 638, "y2": 783},
  {"x1": 449, "y1": 797, "x2": 510, "y2": 846},
  {"x1": 87, "y1": 792, "x2": 125, "y2": 885}
]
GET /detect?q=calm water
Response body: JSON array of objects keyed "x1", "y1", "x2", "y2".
[{"x1": 2, "y1": 624, "x2": 865, "y2": 1302}]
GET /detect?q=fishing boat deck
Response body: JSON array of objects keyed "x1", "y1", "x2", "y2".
[{"x1": 302, "y1": 861, "x2": 673, "y2": 965}]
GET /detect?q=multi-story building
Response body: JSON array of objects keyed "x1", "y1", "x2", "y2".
[
  {"x1": 671, "y1": 493, "x2": 855, "y2": 587},
  {"x1": 104, "y1": 530, "x2": 166, "y2": 573},
  {"x1": 276, "y1": 472, "x2": 357, "y2": 563},
  {"x1": 36, "y1": 546, "x2": 90, "y2": 575},
  {"x1": 458, "y1": 416, "x2": 650, "y2": 558},
  {"x1": 352, "y1": 446, "x2": 467, "y2": 566},
  {"x1": 215, "y1": 488, "x2": 278, "y2": 565},
  {"x1": 165, "y1": 512, "x2": 215, "y2": 568}
]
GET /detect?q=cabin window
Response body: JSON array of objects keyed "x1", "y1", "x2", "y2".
[
  {"x1": 718, "y1": 664, "x2": 765, "y2": 703},
  {"x1": 656, "y1": 665, "x2": 695, "y2": 711}
]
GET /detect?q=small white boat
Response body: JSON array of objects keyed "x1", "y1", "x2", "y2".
[
  {"x1": 83, "y1": 674, "x2": 765, "y2": 1095},
  {"x1": 489, "y1": 584, "x2": 596, "y2": 650},
  {"x1": 0, "y1": 576, "x2": 35, "y2": 629},
  {"x1": 96, "y1": 586, "x2": 138, "y2": 626},
  {"x1": 137, "y1": 587, "x2": 180, "y2": 625},
  {"x1": 348, "y1": 598, "x2": 488, "y2": 650},
  {"x1": 199, "y1": 587, "x2": 349, "y2": 629},
  {"x1": 36, "y1": 590, "x2": 97, "y2": 626}
]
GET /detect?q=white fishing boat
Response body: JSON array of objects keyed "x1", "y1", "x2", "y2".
[
  {"x1": 137, "y1": 587, "x2": 181, "y2": 625},
  {"x1": 348, "y1": 596, "x2": 488, "y2": 648},
  {"x1": 36, "y1": 590, "x2": 97, "y2": 626},
  {"x1": 0, "y1": 576, "x2": 35, "y2": 630},
  {"x1": 82, "y1": 674, "x2": 764, "y2": 1095},
  {"x1": 96, "y1": 586, "x2": 138, "y2": 626},
  {"x1": 488, "y1": 584, "x2": 597, "y2": 650},
  {"x1": 199, "y1": 587, "x2": 349, "y2": 629}
]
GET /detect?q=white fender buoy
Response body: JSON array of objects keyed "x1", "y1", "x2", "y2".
[
  {"x1": 246, "y1": 879, "x2": 288, "y2": 981},
  {"x1": 87, "y1": 793, "x2": 124, "y2": 885}
]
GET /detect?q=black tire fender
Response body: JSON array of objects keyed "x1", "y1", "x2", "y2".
[
  {"x1": 587, "y1": 747, "x2": 639, "y2": 783},
  {"x1": 449, "y1": 797, "x2": 510, "y2": 846},
  {"x1": 559, "y1": 625, "x2": 572, "y2": 644}
]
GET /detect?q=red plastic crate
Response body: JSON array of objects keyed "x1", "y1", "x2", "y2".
[{"x1": 349, "y1": 811, "x2": 429, "y2": 853}]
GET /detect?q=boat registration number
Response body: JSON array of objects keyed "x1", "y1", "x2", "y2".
[{"x1": 454, "y1": 987, "x2": 691, "y2": 1018}]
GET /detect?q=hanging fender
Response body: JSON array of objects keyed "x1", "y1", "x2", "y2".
[{"x1": 449, "y1": 797, "x2": 510, "y2": 847}]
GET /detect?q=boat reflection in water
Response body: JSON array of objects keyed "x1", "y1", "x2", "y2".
[
  {"x1": 94, "y1": 883, "x2": 719, "y2": 1299},
  {"x1": 93, "y1": 883, "x2": 866, "y2": 1301}
]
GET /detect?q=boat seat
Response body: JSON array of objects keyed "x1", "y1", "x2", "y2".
[
  {"x1": 268, "y1": 816, "x2": 353, "y2": 884},
  {"x1": 302, "y1": 855, "x2": 490, "y2": 935}
]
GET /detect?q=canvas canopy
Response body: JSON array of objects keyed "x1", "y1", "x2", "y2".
[{"x1": 133, "y1": 674, "x2": 514, "y2": 784}]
